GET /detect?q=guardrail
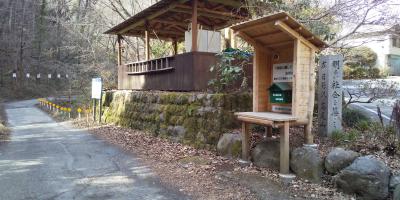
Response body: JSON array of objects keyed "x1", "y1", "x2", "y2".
[{"x1": 37, "y1": 98, "x2": 90, "y2": 119}]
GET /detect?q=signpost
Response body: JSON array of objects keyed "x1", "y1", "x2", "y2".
[
  {"x1": 91, "y1": 78, "x2": 102, "y2": 123},
  {"x1": 318, "y1": 55, "x2": 343, "y2": 137}
]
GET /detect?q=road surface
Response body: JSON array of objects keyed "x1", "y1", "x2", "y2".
[
  {"x1": 343, "y1": 77, "x2": 400, "y2": 124},
  {"x1": 0, "y1": 100, "x2": 186, "y2": 200}
]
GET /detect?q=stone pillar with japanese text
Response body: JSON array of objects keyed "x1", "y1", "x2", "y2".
[{"x1": 318, "y1": 55, "x2": 343, "y2": 137}]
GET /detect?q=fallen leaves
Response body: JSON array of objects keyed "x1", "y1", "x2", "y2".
[
  {"x1": 73, "y1": 119, "x2": 256, "y2": 200},
  {"x1": 71, "y1": 118, "x2": 356, "y2": 200}
]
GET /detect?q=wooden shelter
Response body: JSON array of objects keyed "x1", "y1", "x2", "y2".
[
  {"x1": 105, "y1": 0, "x2": 249, "y2": 91},
  {"x1": 231, "y1": 12, "x2": 327, "y2": 176}
]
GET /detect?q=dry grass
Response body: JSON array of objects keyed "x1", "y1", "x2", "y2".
[{"x1": 0, "y1": 102, "x2": 9, "y2": 137}]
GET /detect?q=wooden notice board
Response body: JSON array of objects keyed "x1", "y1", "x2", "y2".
[{"x1": 231, "y1": 12, "x2": 327, "y2": 175}]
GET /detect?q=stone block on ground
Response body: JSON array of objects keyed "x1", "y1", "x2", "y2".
[
  {"x1": 334, "y1": 156, "x2": 390, "y2": 200},
  {"x1": 394, "y1": 185, "x2": 400, "y2": 200},
  {"x1": 325, "y1": 147, "x2": 359, "y2": 174},
  {"x1": 167, "y1": 126, "x2": 186, "y2": 142},
  {"x1": 290, "y1": 146, "x2": 324, "y2": 183},
  {"x1": 251, "y1": 139, "x2": 280, "y2": 170},
  {"x1": 217, "y1": 133, "x2": 242, "y2": 158},
  {"x1": 391, "y1": 175, "x2": 400, "y2": 192}
]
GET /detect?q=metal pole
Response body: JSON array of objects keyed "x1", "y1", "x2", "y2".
[{"x1": 92, "y1": 99, "x2": 96, "y2": 122}]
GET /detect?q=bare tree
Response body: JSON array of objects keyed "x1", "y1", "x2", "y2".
[{"x1": 344, "y1": 79, "x2": 399, "y2": 108}]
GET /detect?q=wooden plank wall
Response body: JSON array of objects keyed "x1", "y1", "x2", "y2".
[
  {"x1": 118, "y1": 52, "x2": 217, "y2": 91},
  {"x1": 193, "y1": 52, "x2": 217, "y2": 90},
  {"x1": 118, "y1": 65, "x2": 129, "y2": 89},
  {"x1": 253, "y1": 47, "x2": 270, "y2": 112},
  {"x1": 293, "y1": 40, "x2": 313, "y2": 123}
]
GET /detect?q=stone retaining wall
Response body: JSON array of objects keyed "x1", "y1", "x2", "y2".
[{"x1": 101, "y1": 90, "x2": 252, "y2": 149}]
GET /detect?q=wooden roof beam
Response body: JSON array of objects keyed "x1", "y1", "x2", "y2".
[
  {"x1": 171, "y1": 8, "x2": 234, "y2": 20},
  {"x1": 135, "y1": 29, "x2": 185, "y2": 37},
  {"x1": 274, "y1": 20, "x2": 319, "y2": 50},
  {"x1": 234, "y1": 31, "x2": 275, "y2": 54},
  {"x1": 237, "y1": 16, "x2": 289, "y2": 33},
  {"x1": 207, "y1": 0, "x2": 242, "y2": 7},
  {"x1": 237, "y1": 21, "x2": 275, "y2": 33},
  {"x1": 253, "y1": 30, "x2": 283, "y2": 40},
  {"x1": 152, "y1": 19, "x2": 188, "y2": 27},
  {"x1": 118, "y1": 0, "x2": 189, "y2": 34},
  {"x1": 266, "y1": 40, "x2": 293, "y2": 48},
  {"x1": 175, "y1": 4, "x2": 245, "y2": 19},
  {"x1": 124, "y1": 33, "x2": 178, "y2": 41},
  {"x1": 126, "y1": 31, "x2": 184, "y2": 40}
]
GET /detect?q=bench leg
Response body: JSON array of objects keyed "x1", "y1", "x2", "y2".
[
  {"x1": 280, "y1": 121, "x2": 290, "y2": 174},
  {"x1": 241, "y1": 122, "x2": 250, "y2": 160},
  {"x1": 304, "y1": 124, "x2": 313, "y2": 144},
  {"x1": 266, "y1": 126, "x2": 273, "y2": 138}
]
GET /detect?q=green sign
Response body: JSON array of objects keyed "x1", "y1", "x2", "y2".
[
  {"x1": 270, "y1": 92, "x2": 292, "y2": 103},
  {"x1": 269, "y1": 83, "x2": 292, "y2": 104}
]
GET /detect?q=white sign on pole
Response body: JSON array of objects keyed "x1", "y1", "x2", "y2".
[
  {"x1": 26, "y1": 73, "x2": 30, "y2": 78},
  {"x1": 48, "y1": 74, "x2": 52, "y2": 79},
  {"x1": 37, "y1": 74, "x2": 41, "y2": 79},
  {"x1": 65, "y1": 74, "x2": 69, "y2": 79},
  {"x1": 272, "y1": 63, "x2": 293, "y2": 82},
  {"x1": 12, "y1": 73, "x2": 16, "y2": 78},
  {"x1": 57, "y1": 74, "x2": 61, "y2": 79},
  {"x1": 91, "y1": 78, "x2": 102, "y2": 99}
]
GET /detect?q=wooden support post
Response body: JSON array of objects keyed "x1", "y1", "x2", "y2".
[
  {"x1": 191, "y1": 0, "x2": 198, "y2": 52},
  {"x1": 241, "y1": 122, "x2": 250, "y2": 160},
  {"x1": 173, "y1": 40, "x2": 178, "y2": 55},
  {"x1": 305, "y1": 51, "x2": 316, "y2": 144},
  {"x1": 266, "y1": 126, "x2": 273, "y2": 138},
  {"x1": 145, "y1": 30, "x2": 150, "y2": 60},
  {"x1": 117, "y1": 35, "x2": 123, "y2": 66},
  {"x1": 304, "y1": 124, "x2": 313, "y2": 144},
  {"x1": 230, "y1": 29, "x2": 236, "y2": 48},
  {"x1": 280, "y1": 121, "x2": 290, "y2": 174},
  {"x1": 224, "y1": 28, "x2": 231, "y2": 48}
]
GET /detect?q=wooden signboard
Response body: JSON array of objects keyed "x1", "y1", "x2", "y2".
[{"x1": 231, "y1": 12, "x2": 327, "y2": 176}]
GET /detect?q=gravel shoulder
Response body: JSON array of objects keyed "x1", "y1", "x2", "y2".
[
  {"x1": 0, "y1": 100, "x2": 10, "y2": 139},
  {"x1": 72, "y1": 120, "x2": 352, "y2": 200}
]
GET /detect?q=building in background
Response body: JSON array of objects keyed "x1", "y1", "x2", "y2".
[{"x1": 344, "y1": 25, "x2": 400, "y2": 75}]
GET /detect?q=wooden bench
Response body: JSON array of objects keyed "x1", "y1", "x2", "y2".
[{"x1": 235, "y1": 112, "x2": 297, "y2": 175}]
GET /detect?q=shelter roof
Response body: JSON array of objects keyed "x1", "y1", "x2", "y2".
[
  {"x1": 105, "y1": 0, "x2": 249, "y2": 41},
  {"x1": 231, "y1": 12, "x2": 327, "y2": 50}
]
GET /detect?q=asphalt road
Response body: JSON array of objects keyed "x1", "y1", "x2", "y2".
[
  {"x1": 343, "y1": 77, "x2": 400, "y2": 124},
  {"x1": 0, "y1": 100, "x2": 186, "y2": 200}
]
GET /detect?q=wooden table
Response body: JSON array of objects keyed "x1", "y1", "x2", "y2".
[{"x1": 235, "y1": 112, "x2": 298, "y2": 175}]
